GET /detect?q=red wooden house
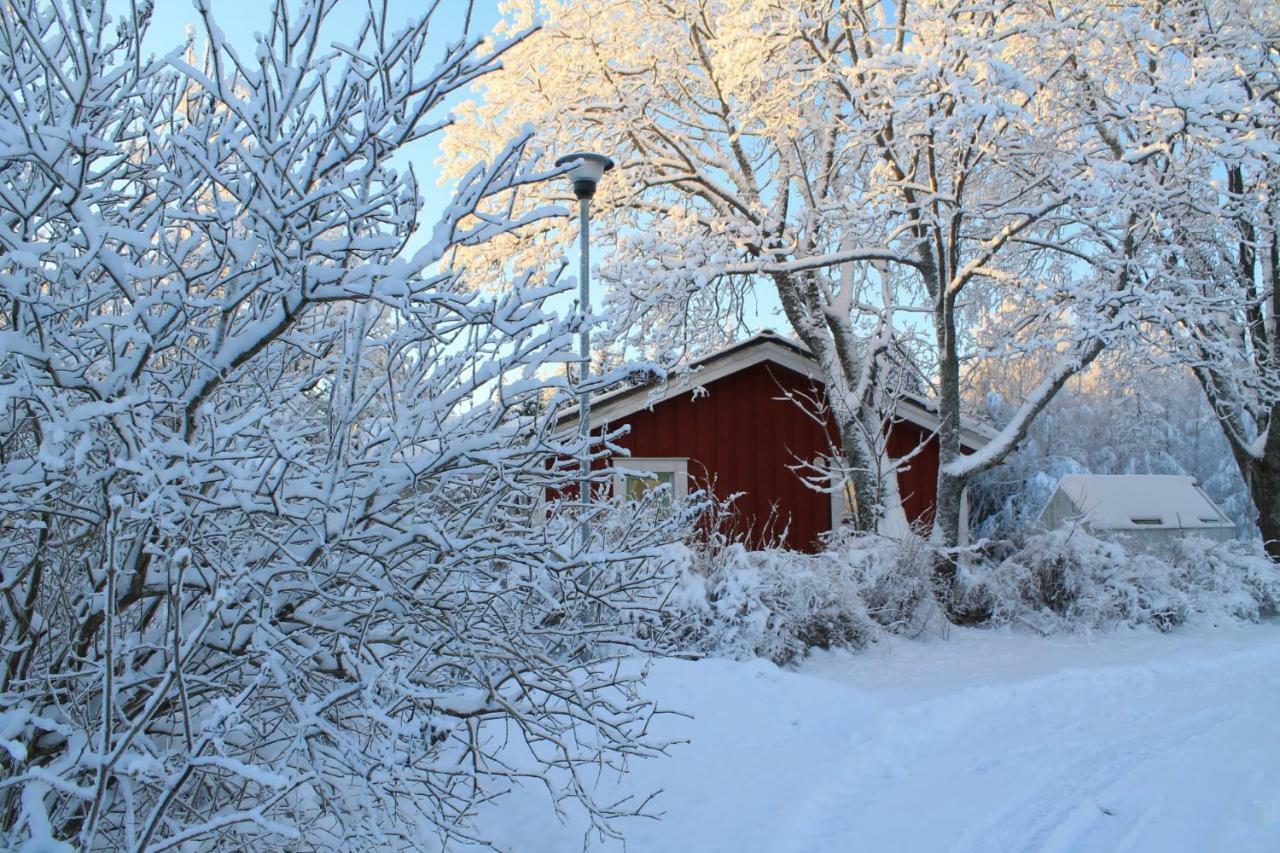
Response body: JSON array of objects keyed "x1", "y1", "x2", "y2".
[{"x1": 571, "y1": 332, "x2": 990, "y2": 552}]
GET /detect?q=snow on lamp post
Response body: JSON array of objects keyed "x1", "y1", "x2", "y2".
[{"x1": 555, "y1": 152, "x2": 614, "y2": 542}]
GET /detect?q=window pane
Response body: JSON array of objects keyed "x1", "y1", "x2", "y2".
[{"x1": 625, "y1": 470, "x2": 674, "y2": 502}]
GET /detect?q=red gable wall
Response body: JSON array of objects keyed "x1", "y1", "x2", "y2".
[{"x1": 600, "y1": 359, "x2": 942, "y2": 552}]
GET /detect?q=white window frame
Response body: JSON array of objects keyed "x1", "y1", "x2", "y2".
[
  {"x1": 830, "y1": 472, "x2": 857, "y2": 531},
  {"x1": 613, "y1": 457, "x2": 689, "y2": 502},
  {"x1": 824, "y1": 456, "x2": 859, "y2": 531}
]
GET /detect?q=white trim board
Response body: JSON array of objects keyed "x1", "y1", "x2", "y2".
[
  {"x1": 588, "y1": 338, "x2": 817, "y2": 425},
  {"x1": 564, "y1": 333, "x2": 994, "y2": 450}
]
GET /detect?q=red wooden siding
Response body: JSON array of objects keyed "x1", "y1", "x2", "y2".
[
  {"x1": 600, "y1": 360, "x2": 945, "y2": 552},
  {"x1": 887, "y1": 418, "x2": 942, "y2": 532}
]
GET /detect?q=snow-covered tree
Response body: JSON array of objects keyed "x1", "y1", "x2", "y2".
[
  {"x1": 441, "y1": 0, "x2": 1160, "y2": 550},
  {"x1": 1108, "y1": 0, "x2": 1280, "y2": 558},
  {"x1": 0, "y1": 2, "x2": 674, "y2": 848}
]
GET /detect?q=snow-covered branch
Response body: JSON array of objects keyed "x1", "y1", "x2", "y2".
[{"x1": 0, "y1": 2, "x2": 679, "y2": 848}]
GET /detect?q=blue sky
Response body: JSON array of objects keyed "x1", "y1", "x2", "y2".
[
  {"x1": 135, "y1": 0, "x2": 503, "y2": 214},
  {"x1": 141, "y1": 0, "x2": 503, "y2": 65},
  {"x1": 130, "y1": 0, "x2": 783, "y2": 337}
]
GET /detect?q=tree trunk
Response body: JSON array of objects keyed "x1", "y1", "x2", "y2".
[
  {"x1": 1198, "y1": 373, "x2": 1280, "y2": 563},
  {"x1": 934, "y1": 470, "x2": 965, "y2": 548},
  {"x1": 931, "y1": 297, "x2": 966, "y2": 549},
  {"x1": 1228, "y1": 410, "x2": 1280, "y2": 562},
  {"x1": 834, "y1": 412, "x2": 883, "y2": 532},
  {"x1": 771, "y1": 270, "x2": 884, "y2": 533},
  {"x1": 1251, "y1": 457, "x2": 1280, "y2": 562},
  {"x1": 929, "y1": 281, "x2": 974, "y2": 618}
]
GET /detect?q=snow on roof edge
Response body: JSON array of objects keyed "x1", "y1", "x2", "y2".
[
  {"x1": 565, "y1": 331, "x2": 996, "y2": 445},
  {"x1": 1048, "y1": 474, "x2": 1233, "y2": 530}
]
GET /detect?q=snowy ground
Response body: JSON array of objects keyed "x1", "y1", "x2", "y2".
[{"x1": 466, "y1": 623, "x2": 1280, "y2": 852}]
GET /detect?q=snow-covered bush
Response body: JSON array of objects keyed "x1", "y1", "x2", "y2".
[
  {"x1": 660, "y1": 521, "x2": 1280, "y2": 665},
  {"x1": 963, "y1": 531, "x2": 1280, "y2": 633},
  {"x1": 666, "y1": 542, "x2": 868, "y2": 665},
  {"x1": 0, "y1": 3, "x2": 675, "y2": 849},
  {"x1": 666, "y1": 528, "x2": 943, "y2": 665}
]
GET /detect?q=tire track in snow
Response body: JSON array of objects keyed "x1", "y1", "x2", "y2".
[
  {"x1": 772, "y1": 649, "x2": 1277, "y2": 853},
  {"x1": 948, "y1": 706, "x2": 1236, "y2": 853}
]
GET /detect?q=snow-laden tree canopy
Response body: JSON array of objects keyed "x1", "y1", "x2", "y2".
[
  {"x1": 0, "y1": 1, "x2": 679, "y2": 848},
  {"x1": 440, "y1": 0, "x2": 1245, "y2": 550},
  {"x1": 1114, "y1": 1, "x2": 1280, "y2": 557}
]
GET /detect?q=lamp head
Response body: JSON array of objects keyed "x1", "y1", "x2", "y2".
[{"x1": 555, "y1": 152, "x2": 615, "y2": 199}]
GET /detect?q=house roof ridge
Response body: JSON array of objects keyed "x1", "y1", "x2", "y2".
[{"x1": 561, "y1": 332, "x2": 994, "y2": 448}]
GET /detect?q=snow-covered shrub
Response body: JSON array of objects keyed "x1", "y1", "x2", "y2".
[
  {"x1": 842, "y1": 530, "x2": 938, "y2": 633},
  {"x1": 669, "y1": 543, "x2": 871, "y2": 665},
  {"x1": 966, "y1": 530, "x2": 1280, "y2": 633},
  {"x1": 666, "y1": 527, "x2": 942, "y2": 665},
  {"x1": 0, "y1": 4, "x2": 675, "y2": 849},
  {"x1": 661, "y1": 517, "x2": 1280, "y2": 665}
]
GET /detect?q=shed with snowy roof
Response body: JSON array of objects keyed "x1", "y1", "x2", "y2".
[
  {"x1": 559, "y1": 331, "x2": 993, "y2": 552},
  {"x1": 1036, "y1": 474, "x2": 1235, "y2": 546}
]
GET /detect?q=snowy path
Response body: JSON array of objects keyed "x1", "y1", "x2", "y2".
[
  {"x1": 782, "y1": 629, "x2": 1280, "y2": 853},
  {"x1": 470, "y1": 624, "x2": 1280, "y2": 852}
]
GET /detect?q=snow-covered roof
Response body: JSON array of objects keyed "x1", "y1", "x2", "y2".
[
  {"x1": 564, "y1": 331, "x2": 995, "y2": 449},
  {"x1": 1044, "y1": 474, "x2": 1233, "y2": 531}
]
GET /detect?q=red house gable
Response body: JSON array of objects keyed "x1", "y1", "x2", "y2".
[{"x1": 576, "y1": 333, "x2": 990, "y2": 552}]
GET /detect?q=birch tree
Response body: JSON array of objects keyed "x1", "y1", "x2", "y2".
[
  {"x1": 0, "y1": 1, "x2": 673, "y2": 848},
  {"x1": 442, "y1": 0, "x2": 1150, "y2": 548}
]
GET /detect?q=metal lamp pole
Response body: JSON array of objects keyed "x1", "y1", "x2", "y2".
[{"x1": 555, "y1": 152, "x2": 614, "y2": 546}]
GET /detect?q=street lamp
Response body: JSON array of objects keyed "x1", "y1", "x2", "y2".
[{"x1": 555, "y1": 152, "x2": 614, "y2": 534}]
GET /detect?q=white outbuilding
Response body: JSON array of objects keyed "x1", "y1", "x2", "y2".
[{"x1": 1036, "y1": 474, "x2": 1236, "y2": 546}]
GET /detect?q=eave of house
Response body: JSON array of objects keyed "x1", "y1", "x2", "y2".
[{"x1": 561, "y1": 331, "x2": 996, "y2": 451}]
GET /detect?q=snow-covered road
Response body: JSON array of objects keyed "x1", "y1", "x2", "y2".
[
  {"x1": 786, "y1": 627, "x2": 1280, "y2": 853},
  {"x1": 473, "y1": 624, "x2": 1280, "y2": 852}
]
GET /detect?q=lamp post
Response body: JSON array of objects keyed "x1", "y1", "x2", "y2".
[{"x1": 555, "y1": 152, "x2": 614, "y2": 543}]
